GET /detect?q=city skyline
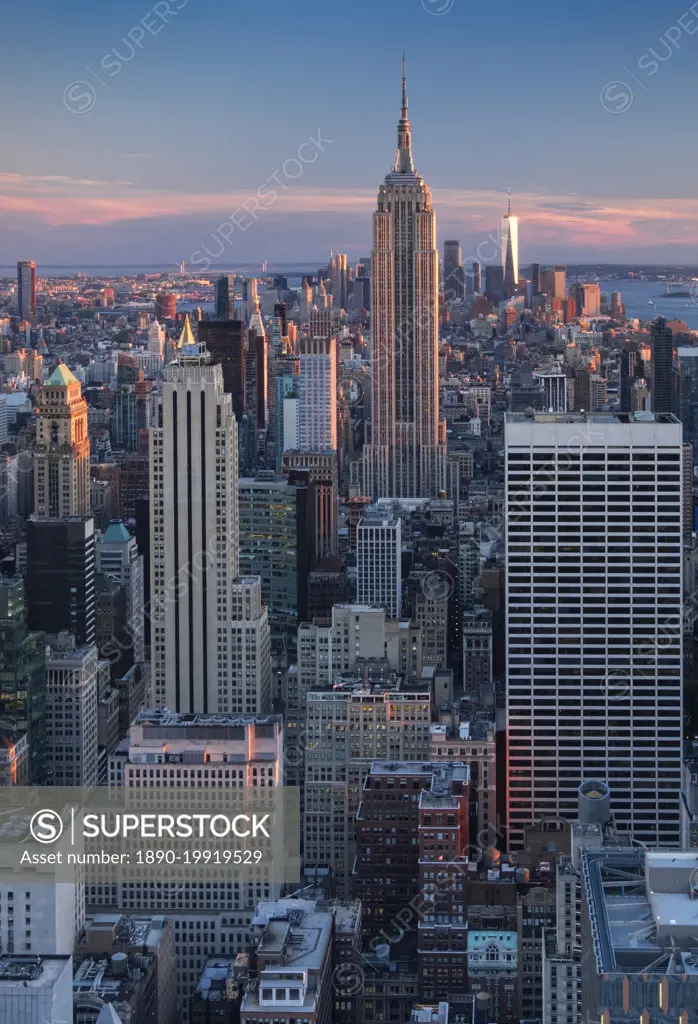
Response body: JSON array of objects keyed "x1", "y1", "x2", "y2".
[{"x1": 2, "y1": 0, "x2": 698, "y2": 263}]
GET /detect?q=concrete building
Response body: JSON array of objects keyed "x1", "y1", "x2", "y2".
[
  {"x1": 357, "y1": 507, "x2": 402, "y2": 618},
  {"x1": 304, "y1": 678, "x2": 432, "y2": 897},
  {"x1": 229, "y1": 577, "x2": 272, "y2": 714},
  {"x1": 241, "y1": 898, "x2": 360, "y2": 1024},
  {"x1": 97, "y1": 709, "x2": 284, "y2": 1020},
  {"x1": 0, "y1": 955, "x2": 73, "y2": 1024},
  {"x1": 96, "y1": 520, "x2": 145, "y2": 666},
  {"x1": 149, "y1": 323, "x2": 239, "y2": 713},
  {"x1": 429, "y1": 707, "x2": 497, "y2": 841},
  {"x1": 34, "y1": 363, "x2": 90, "y2": 518},
  {"x1": 505, "y1": 412, "x2": 684, "y2": 848},
  {"x1": 297, "y1": 337, "x2": 337, "y2": 452},
  {"x1": 353, "y1": 762, "x2": 468, "y2": 942},
  {"x1": 45, "y1": 638, "x2": 99, "y2": 787}
]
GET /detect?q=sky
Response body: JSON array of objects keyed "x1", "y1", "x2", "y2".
[{"x1": 1, "y1": 0, "x2": 698, "y2": 267}]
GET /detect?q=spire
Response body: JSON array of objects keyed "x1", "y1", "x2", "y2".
[
  {"x1": 177, "y1": 314, "x2": 195, "y2": 349},
  {"x1": 395, "y1": 54, "x2": 414, "y2": 174},
  {"x1": 507, "y1": 186, "x2": 512, "y2": 217}
]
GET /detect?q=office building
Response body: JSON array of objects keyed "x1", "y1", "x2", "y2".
[
  {"x1": 304, "y1": 676, "x2": 431, "y2": 896},
  {"x1": 72, "y1": 951, "x2": 163, "y2": 1024},
  {"x1": 34, "y1": 363, "x2": 90, "y2": 518},
  {"x1": 148, "y1": 319, "x2": 165, "y2": 358},
  {"x1": 362, "y1": 61, "x2": 446, "y2": 498},
  {"x1": 0, "y1": 955, "x2": 73, "y2": 1024},
  {"x1": 357, "y1": 506, "x2": 402, "y2": 618},
  {"x1": 297, "y1": 337, "x2": 337, "y2": 452},
  {"x1": 0, "y1": 394, "x2": 7, "y2": 446},
  {"x1": 471, "y1": 261, "x2": 482, "y2": 294},
  {"x1": 653, "y1": 316, "x2": 676, "y2": 414},
  {"x1": 353, "y1": 762, "x2": 468, "y2": 941},
  {"x1": 485, "y1": 265, "x2": 505, "y2": 304},
  {"x1": 216, "y1": 274, "x2": 235, "y2": 320},
  {"x1": 533, "y1": 371, "x2": 568, "y2": 412},
  {"x1": 197, "y1": 320, "x2": 246, "y2": 420},
  {"x1": 96, "y1": 520, "x2": 145, "y2": 665},
  {"x1": 27, "y1": 516, "x2": 96, "y2": 646},
  {"x1": 443, "y1": 239, "x2": 465, "y2": 300},
  {"x1": 505, "y1": 412, "x2": 683, "y2": 848},
  {"x1": 239, "y1": 472, "x2": 333, "y2": 652},
  {"x1": 230, "y1": 577, "x2": 272, "y2": 714},
  {"x1": 530, "y1": 262, "x2": 541, "y2": 295},
  {"x1": 103, "y1": 709, "x2": 284, "y2": 1017},
  {"x1": 280, "y1": 451, "x2": 338, "y2": 559},
  {"x1": 190, "y1": 959, "x2": 241, "y2": 1024},
  {"x1": 429, "y1": 705, "x2": 497, "y2": 841},
  {"x1": 501, "y1": 192, "x2": 519, "y2": 291},
  {"x1": 17, "y1": 260, "x2": 36, "y2": 318},
  {"x1": 241, "y1": 898, "x2": 361, "y2": 1024},
  {"x1": 45, "y1": 638, "x2": 99, "y2": 787},
  {"x1": 581, "y1": 282, "x2": 601, "y2": 316},
  {"x1": 149, "y1": 322, "x2": 239, "y2": 713}
]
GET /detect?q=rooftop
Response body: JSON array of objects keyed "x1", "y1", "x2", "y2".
[{"x1": 582, "y1": 847, "x2": 698, "y2": 977}]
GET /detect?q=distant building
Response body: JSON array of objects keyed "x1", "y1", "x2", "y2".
[
  {"x1": 154, "y1": 293, "x2": 176, "y2": 321},
  {"x1": 17, "y1": 260, "x2": 36, "y2": 318},
  {"x1": 652, "y1": 316, "x2": 676, "y2": 414}
]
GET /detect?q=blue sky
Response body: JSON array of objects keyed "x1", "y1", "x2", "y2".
[{"x1": 1, "y1": 0, "x2": 697, "y2": 265}]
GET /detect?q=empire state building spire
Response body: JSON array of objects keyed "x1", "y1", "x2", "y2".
[{"x1": 395, "y1": 54, "x2": 414, "y2": 174}]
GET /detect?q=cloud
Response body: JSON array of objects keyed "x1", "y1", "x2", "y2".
[{"x1": 1, "y1": 172, "x2": 697, "y2": 256}]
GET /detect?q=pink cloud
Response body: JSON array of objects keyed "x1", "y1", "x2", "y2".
[{"x1": 1, "y1": 173, "x2": 697, "y2": 251}]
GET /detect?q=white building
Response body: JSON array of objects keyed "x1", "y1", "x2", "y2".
[
  {"x1": 356, "y1": 507, "x2": 402, "y2": 618},
  {"x1": 230, "y1": 577, "x2": 272, "y2": 714},
  {"x1": 505, "y1": 412, "x2": 684, "y2": 848},
  {"x1": 297, "y1": 337, "x2": 337, "y2": 452},
  {"x1": 148, "y1": 319, "x2": 165, "y2": 358},
  {"x1": 0, "y1": 955, "x2": 73, "y2": 1024},
  {"x1": 96, "y1": 520, "x2": 145, "y2": 664},
  {"x1": 149, "y1": 323, "x2": 239, "y2": 712},
  {"x1": 97, "y1": 709, "x2": 284, "y2": 1021},
  {"x1": 45, "y1": 641, "x2": 99, "y2": 788}
]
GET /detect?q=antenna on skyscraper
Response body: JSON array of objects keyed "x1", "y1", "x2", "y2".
[{"x1": 507, "y1": 186, "x2": 512, "y2": 217}]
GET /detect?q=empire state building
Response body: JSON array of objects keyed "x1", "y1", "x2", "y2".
[{"x1": 363, "y1": 61, "x2": 447, "y2": 498}]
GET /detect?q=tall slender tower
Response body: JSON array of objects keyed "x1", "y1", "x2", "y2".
[
  {"x1": 501, "y1": 189, "x2": 519, "y2": 293},
  {"x1": 34, "y1": 363, "x2": 90, "y2": 517},
  {"x1": 149, "y1": 318, "x2": 240, "y2": 713},
  {"x1": 17, "y1": 260, "x2": 36, "y2": 318},
  {"x1": 363, "y1": 59, "x2": 446, "y2": 498}
]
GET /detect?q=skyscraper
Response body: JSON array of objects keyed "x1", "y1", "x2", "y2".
[
  {"x1": 362, "y1": 60, "x2": 446, "y2": 498},
  {"x1": 197, "y1": 319, "x2": 246, "y2": 420},
  {"x1": 677, "y1": 346, "x2": 698, "y2": 460},
  {"x1": 505, "y1": 412, "x2": 683, "y2": 848},
  {"x1": 17, "y1": 259, "x2": 36, "y2": 318},
  {"x1": 357, "y1": 506, "x2": 402, "y2": 618},
  {"x1": 471, "y1": 261, "x2": 482, "y2": 294},
  {"x1": 215, "y1": 274, "x2": 235, "y2": 319},
  {"x1": 149, "y1": 320, "x2": 240, "y2": 713},
  {"x1": 34, "y1": 363, "x2": 90, "y2": 518},
  {"x1": 443, "y1": 239, "x2": 465, "y2": 300},
  {"x1": 297, "y1": 337, "x2": 337, "y2": 452},
  {"x1": 501, "y1": 190, "x2": 519, "y2": 290},
  {"x1": 652, "y1": 316, "x2": 675, "y2": 414},
  {"x1": 26, "y1": 516, "x2": 96, "y2": 645}
]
